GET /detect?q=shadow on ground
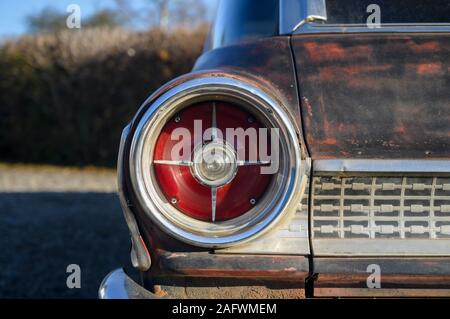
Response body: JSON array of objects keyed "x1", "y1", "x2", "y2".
[{"x1": 0, "y1": 192, "x2": 132, "y2": 298}]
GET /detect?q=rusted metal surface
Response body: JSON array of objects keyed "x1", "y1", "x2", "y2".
[
  {"x1": 313, "y1": 257, "x2": 450, "y2": 292},
  {"x1": 314, "y1": 257, "x2": 450, "y2": 275},
  {"x1": 292, "y1": 33, "x2": 450, "y2": 159},
  {"x1": 154, "y1": 249, "x2": 309, "y2": 279},
  {"x1": 138, "y1": 249, "x2": 308, "y2": 298},
  {"x1": 316, "y1": 273, "x2": 450, "y2": 289}
]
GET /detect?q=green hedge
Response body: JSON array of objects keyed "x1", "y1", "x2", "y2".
[{"x1": 0, "y1": 27, "x2": 205, "y2": 167}]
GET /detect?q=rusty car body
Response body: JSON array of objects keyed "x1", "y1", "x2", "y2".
[{"x1": 99, "y1": 0, "x2": 450, "y2": 298}]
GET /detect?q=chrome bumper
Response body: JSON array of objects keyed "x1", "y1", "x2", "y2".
[{"x1": 99, "y1": 269, "x2": 159, "y2": 299}]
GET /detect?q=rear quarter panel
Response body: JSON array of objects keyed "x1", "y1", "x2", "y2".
[{"x1": 292, "y1": 33, "x2": 450, "y2": 159}]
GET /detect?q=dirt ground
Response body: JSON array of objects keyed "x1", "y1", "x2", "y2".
[{"x1": 0, "y1": 164, "x2": 132, "y2": 298}]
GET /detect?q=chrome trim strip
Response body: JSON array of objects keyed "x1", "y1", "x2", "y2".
[
  {"x1": 294, "y1": 22, "x2": 450, "y2": 34},
  {"x1": 280, "y1": 0, "x2": 327, "y2": 34},
  {"x1": 314, "y1": 159, "x2": 450, "y2": 174},
  {"x1": 292, "y1": 0, "x2": 327, "y2": 32},
  {"x1": 314, "y1": 239, "x2": 450, "y2": 256},
  {"x1": 292, "y1": 16, "x2": 326, "y2": 33},
  {"x1": 211, "y1": 101, "x2": 218, "y2": 140},
  {"x1": 211, "y1": 187, "x2": 217, "y2": 222},
  {"x1": 153, "y1": 160, "x2": 193, "y2": 166},
  {"x1": 236, "y1": 160, "x2": 271, "y2": 166}
]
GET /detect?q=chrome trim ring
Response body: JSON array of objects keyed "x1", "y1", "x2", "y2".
[{"x1": 129, "y1": 76, "x2": 304, "y2": 248}]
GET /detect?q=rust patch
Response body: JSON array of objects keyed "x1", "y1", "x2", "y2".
[
  {"x1": 416, "y1": 62, "x2": 443, "y2": 75},
  {"x1": 305, "y1": 43, "x2": 346, "y2": 61},
  {"x1": 303, "y1": 42, "x2": 372, "y2": 62},
  {"x1": 393, "y1": 123, "x2": 407, "y2": 135},
  {"x1": 316, "y1": 64, "x2": 393, "y2": 82},
  {"x1": 407, "y1": 40, "x2": 440, "y2": 53},
  {"x1": 321, "y1": 138, "x2": 337, "y2": 145},
  {"x1": 156, "y1": 250, "x2": 309, "y2": 280}
]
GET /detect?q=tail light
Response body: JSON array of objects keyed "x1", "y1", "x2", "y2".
[
  {"x1": 154, "y1": 101, "x2": 273, "y2": 222},
  {"x1": 129, "y1": 76, "x2": 305, "y2": 248}
]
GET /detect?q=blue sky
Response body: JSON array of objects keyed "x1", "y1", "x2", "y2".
[{"x1": 0, "y1": 0, "x2": 217, "y2": 39}]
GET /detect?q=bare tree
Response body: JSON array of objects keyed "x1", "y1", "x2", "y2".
[
  {"x1": 171, "y1": 0, "x2": 208, "y2": 29},
  {"x1": 150, "y1": 0, "x2": 171, "y2": 30},
  {"x1": 26, "y1": 7, "x2": 67, "y2": 33},
  {"x1": 113, "y1": 0, "x2": 138, "y2": 28},
  {"x1": 148, "y1": 0, "x2": 208, "y2": 30}
]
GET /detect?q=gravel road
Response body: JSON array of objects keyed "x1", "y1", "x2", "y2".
[{"x1": 0, "y1": 164, "x2": 132, "y2": 298}]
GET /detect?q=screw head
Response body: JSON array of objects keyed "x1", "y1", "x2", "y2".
[
  {"x1": 174, "y1": 115, "x2": 181, "y2": 123},
  {"x1": 171, "y1": 198, "x2": 178, "y2": 205},
  {"x1": 247, "y1": 116, "x2": 254, "y2": 124},
  {"x1": 250, "y1": 198, "x2": 256, "y2": 205}
]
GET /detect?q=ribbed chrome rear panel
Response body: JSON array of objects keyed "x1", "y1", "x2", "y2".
[
  {"x1": 312, "y1": 176, "x2": 450, "y2": 256},
  {"x1": 222, "y1": 180, "x2": 310, "y2": 255}
]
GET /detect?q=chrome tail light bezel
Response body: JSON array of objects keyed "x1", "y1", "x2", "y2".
[{"x1": 128, "y1": 76, "x2": 306, "y2": 248}]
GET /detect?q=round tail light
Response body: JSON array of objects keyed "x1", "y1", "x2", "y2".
[
  {"x1": 129, "y1": 76, "x2": 305, "y2": 248},
  {"x1": 153, "y1": 101, "x2": 273, "y2": 222}
]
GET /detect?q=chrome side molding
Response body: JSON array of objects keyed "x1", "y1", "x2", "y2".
[
  {"x1": 314, "y1": 159, "x2": 450, "y2": 175},
  {"x1": 294, "y1": 22, "x2": 450, "y2": 34},
  {"x1": 292, "y1": 0, "x2": 327, "y2": 32}
]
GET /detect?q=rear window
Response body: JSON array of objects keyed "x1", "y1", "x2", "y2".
[
  {"x1": 325, "y1": 0, "x2": 450, "y2": 24},
  {"x1": 209, "y1": 0, "x2": 279, "y2": 49}
]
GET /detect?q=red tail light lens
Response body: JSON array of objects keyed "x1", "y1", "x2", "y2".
[{"x1": 153, "y1": 102, "x2": 273, "y2": 222}]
